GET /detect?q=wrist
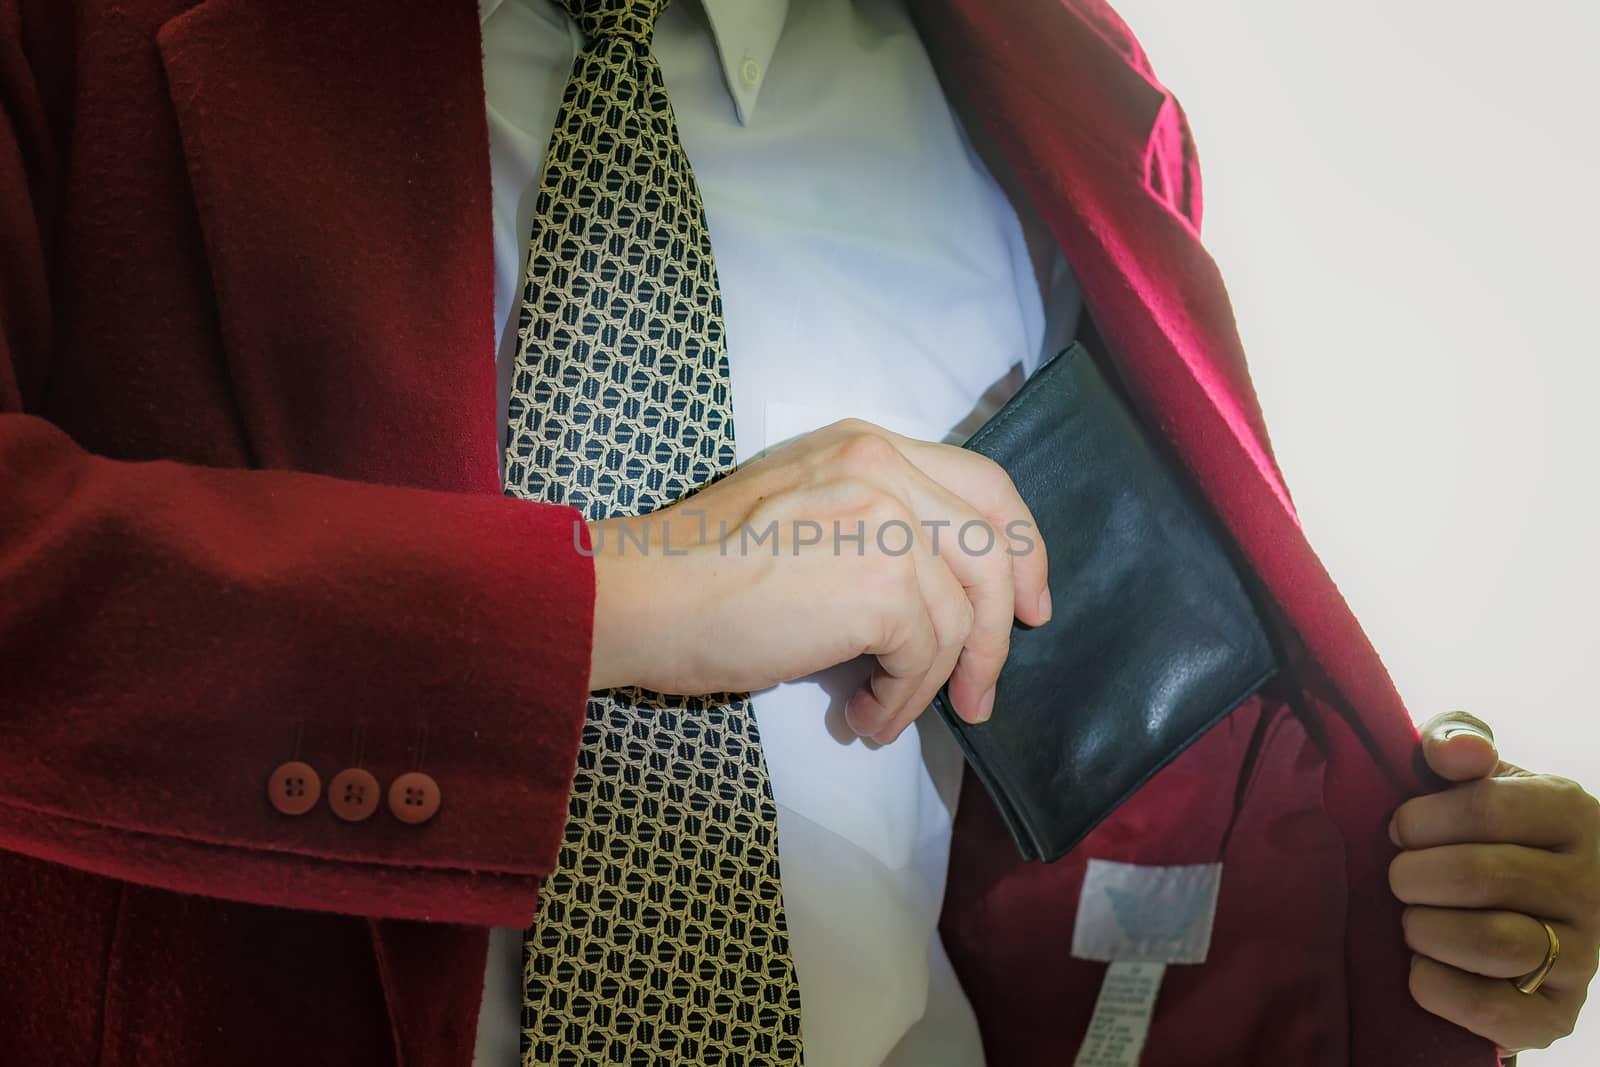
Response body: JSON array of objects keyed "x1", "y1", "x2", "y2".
[
  {"x1": 586, "y1": 518, "x2": 625, "y2": 690},
  {"x1": 586, "y1": 515, "x2": 673, "y2": 691}
]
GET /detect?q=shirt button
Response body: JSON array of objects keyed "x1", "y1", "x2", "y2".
[
  {"x1": 328, "y1": 768, "x2": 382, "y2": 822},
  {"x1": 388, "y1": 771, "x2": 442, "y2": 825},
  {"x1": 738, "y1": 57, "x2": 761, "y2": 88},
  {"x1": 267, "y1": 761, "x2": 321, "y2": 816}
]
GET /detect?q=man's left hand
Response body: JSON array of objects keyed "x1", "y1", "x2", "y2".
[{"x1": 1389, "y1": 710, "x2": 1600, "y2": 1055}]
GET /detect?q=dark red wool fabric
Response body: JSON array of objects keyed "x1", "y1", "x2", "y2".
[{"x1": 0, "y1": 0, "x2": 1494, "y2": 1064}]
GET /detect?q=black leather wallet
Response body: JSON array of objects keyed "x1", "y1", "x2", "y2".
[{"x1": 931, "y1": 340, "x2": 1279, "y2": 862}]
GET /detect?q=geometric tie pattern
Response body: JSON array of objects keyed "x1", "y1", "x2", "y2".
[{"x1": 506, "y1": 2, "x2": 804, "y2": 1063}]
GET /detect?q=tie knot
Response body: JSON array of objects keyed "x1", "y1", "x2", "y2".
[{"x1": 560, "y1": 0, "x2": 670, "y2": 46}]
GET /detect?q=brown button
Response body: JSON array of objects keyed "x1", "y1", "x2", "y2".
[
  {"x1": 388, "y1": 771, "x2": 441, "y2": 825},
  {"x1": 328, "y1": 768, "x2": 381, "y2": 822},
  {"x1": 267, "y1": 761, "x2": 321, "y2": 816}
]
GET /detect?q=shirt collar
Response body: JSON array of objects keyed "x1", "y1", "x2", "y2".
[
  {"x1": 699, "y1": 0, "x2": 787, "y2": 125},
  {"x1": 479, "y1": 0, "x2": 788, "y2": 126}
]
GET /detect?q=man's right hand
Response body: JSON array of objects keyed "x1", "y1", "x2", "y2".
[{"x1": 584, "y1": 419, "x2": 1051, "y2": 743}]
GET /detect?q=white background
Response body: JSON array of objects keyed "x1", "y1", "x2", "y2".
[{"x1": 1109, "y1": 1, "x2": 1598, "y2": 1060}]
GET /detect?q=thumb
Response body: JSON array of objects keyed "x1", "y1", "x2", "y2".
[{"x1": 1418, "y1": 710, "x2": 1501, "y2": 783}]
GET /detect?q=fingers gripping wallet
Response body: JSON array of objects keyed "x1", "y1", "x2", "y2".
[{"x1": 932, "y1": 340, "x2": 1281, "y2": 862}]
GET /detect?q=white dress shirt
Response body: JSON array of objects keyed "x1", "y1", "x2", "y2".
[{"x1": 476, "y1": 1, "x2": 1082, "y2": 1063}]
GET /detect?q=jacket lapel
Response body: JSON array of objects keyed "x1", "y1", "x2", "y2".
[
  {"x1": 155, "y1": 0, "x2": 502, "y2": 494},
  {"x1": 919, "y1": 4, "x2": 1493, "y2": 1064}
]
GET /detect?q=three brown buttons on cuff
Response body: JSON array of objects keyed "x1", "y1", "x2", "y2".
[{"x1": 267, "y1": 763, "x2": 440, "y2": 825}]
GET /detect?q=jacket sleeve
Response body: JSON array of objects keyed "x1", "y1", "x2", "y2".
[{"x1": 0, "y1": 9, "x2": 590, "y2": 929}]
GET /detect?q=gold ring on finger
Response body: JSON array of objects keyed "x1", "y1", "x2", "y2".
[{"x1": 1511, "y1": 919, "x2": 1559, "y2": 995}]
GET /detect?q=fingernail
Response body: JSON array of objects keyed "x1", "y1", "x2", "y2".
[
  {"x1": 1038, "y1": 588, "x2": 1053, "y2": 622},
  {"x1": 1434, "y1": 711, "x2": 1494, "y2": 745},
  {"x1": 976, "y1": 686, "x2": 996, "y2": 723},
  {"x1": 1388, "y1": 814, "x2": 1401, "y2": 848}
]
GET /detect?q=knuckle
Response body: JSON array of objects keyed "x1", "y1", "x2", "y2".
[
  {"x1": 833, "y1": 430, "x2": 902, "y2": 474},
  {"x1": 1483, "y1": 913, "x2": 1534, "y2": 966},
  {"x1": 968, "y1": 449, "x2": 1004, "y2": 477},
  {"x1": 1578, "y1": 943, "x2": 1600, "y2": 984},
  {"x1": 964, "y1": 553, "x2": 1012, "y2": 604},
  {"x1": 1568, "y1": 853, "x2": 1600, "y2": 918},
  {"x1": 1522, "y1": 1009, "x2": 1571, "y2": 1051},
  {"x1": 1464, "y1": 781, "x2": 1502, "y2": 838},
  {"x1": 952, "y1": 594, "x2": 976, "y2": 642},
  {"x1": 1578, "y1": 870, "x2": 1600, "y2": 921},
  {"x1": 863, "y1": 553, "x2": 918, "y2": 609},
  {"x1": 850, "y1": 483, "x2": 911, "y2": 532},
  {"x1": 1572, "y1": 977, "x2": 1594, "y2": 1017},
  {"x1": 849, "y1": 599, "x2": 894, "y2": 656},
  {"x1": 968, "y1": 451, "x2": 1010, "y2": 494},
  {"x1": 1565, "y1": 778, "x2": 1600, "y2": 830},
  {"x1": 975, "y1": 525, "x2": 1014, "y2": 571},
  {"x1": 854, "y1": 571, "x2": 918, "y2": 645},
  {"x1": 931, "y1": 593, "x2": 975, "y2": 649},
  {"x1": 968, "y1": 617, "x2": 1012, "y2": 662},
  {"x1": 1549, "y1": 774, "x2": 1588, "y2": 808},
  {"x1": 1521, "y1": 1030, "x2": 1556, "y2": 1053},
  {"x1": 828, "y1": 417, "x2": 873, "y2": 435}
]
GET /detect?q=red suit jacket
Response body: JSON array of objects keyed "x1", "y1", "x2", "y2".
[{"x1": 0, "y1": 1, "x2": 1497, "y2": 1064}]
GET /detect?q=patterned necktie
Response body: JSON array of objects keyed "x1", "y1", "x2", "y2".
[{"x1": 505, "y1": 2, "x2": 804, "y2": 1064}]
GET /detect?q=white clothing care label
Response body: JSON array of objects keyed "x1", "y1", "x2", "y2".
[
  {"x1": 1070, "y1": 860, "x2": 1224, "y2": 1067},
  {"x1": 1072, "y1": 961, "x2": 1166, "y2": 1067}
]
